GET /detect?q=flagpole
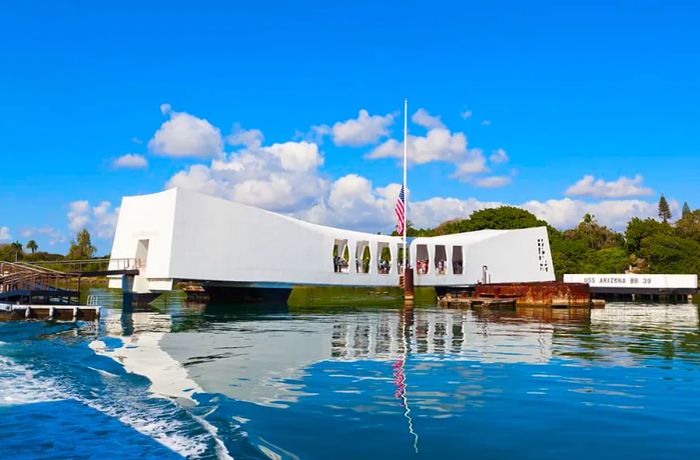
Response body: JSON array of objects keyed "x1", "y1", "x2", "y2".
[{"x1": 402, "y1": 97, "x2": 408, "y2": 275}]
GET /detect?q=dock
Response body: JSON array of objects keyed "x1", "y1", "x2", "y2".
[
  {"x1": 563, "y1": 274, "x2": 697, "y2": 303},
  {"x1": 0, "y1": 303, "x2": 101, "y2": 321}
]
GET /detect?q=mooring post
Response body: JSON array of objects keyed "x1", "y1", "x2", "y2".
[{"x1": 404, "y1": 268, "x2": 414, "y2": 304}]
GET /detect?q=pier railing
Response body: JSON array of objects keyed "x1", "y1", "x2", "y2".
[
  {"x1": 0, "y1": 261, "x2": 79, "y2": 299},
  {"x1": 16, "y1": 258, "x2": 141, "y2": 275},
  {"x1": 0, "y1": 259, "x2": 140, "y2": 304}
]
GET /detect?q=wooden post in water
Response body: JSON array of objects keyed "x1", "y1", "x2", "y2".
[{"x1": 404, "y1": 268, "x2": 414, "y2": 304}]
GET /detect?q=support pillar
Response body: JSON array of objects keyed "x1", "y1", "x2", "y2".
[
  {"x1": 121, "y1": 274, "x2": 160, "y2": 308},
  {"x1": 122, "y1": 275, "x2": 135, "y2": 309}
]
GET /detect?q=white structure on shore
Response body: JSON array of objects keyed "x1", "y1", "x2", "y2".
[
  {"x1": 108, "y1": 188, "x2": 554, "y2": 294},
  {"x1": 564, "y1": 273, "x2": 697, "y2": 301},
  {"x1": 563, "y1": 274, "x2": 698, "y2": 293}
]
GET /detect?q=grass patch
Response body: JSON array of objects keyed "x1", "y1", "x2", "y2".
[{"x1": 288, "y1": 285, "x2": 436, "y2": 307}]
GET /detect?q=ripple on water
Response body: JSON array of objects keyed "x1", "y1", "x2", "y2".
[
  {"x1": 0, "y1": 322, "x2": 225, "y2": 459},
  {"x1": 2, "y1": 298, "x2": 700, "y2": 459}
]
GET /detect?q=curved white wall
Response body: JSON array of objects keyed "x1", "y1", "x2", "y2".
[
  {"x1": 411, "y1": 227, "x2": 555, "y2": 286},
  {"x1": 109, "y1": 188, "x2": 555, "y2": 292}
]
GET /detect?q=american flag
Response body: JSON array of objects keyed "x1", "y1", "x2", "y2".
[{"x1": 395, "y1": 185, "x2": 405, "y2": 235}]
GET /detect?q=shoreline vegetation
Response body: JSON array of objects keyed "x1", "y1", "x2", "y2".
[
  {"x1": 394, "y1": 200, "x2": 700, "y2": 280},
  {"x1": 3, "y1": 199, "x2": 699, "y2": 304},
  {"x1": 288, "y1": 285, "x2": 437, "y2": 307}
]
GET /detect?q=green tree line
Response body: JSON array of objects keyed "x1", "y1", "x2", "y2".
[
  {"x1": 396, "y1": 197, "x2": 700, "y2": 280},
  {"x1": 3, "y1": 196, "x2": 699, "y2": 280},
  {"x1": 0, "y1": 229, "x2": 100, "y2": 263}
]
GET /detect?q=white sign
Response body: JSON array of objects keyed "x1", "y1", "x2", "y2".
[{"x1": 563, "y1": 273, "x2": 698, "y2": 290}]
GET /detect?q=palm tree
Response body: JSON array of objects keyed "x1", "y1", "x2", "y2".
[
  {"x1": 26, "y1": 240, "x2": 38, "y2": 254},
  {"x1": 10, "y1": 241, "x2": 23, "y2": 261}
]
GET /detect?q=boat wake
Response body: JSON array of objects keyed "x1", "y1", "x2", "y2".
[{"x1": 0, "y1": 326, "x2": 226, "y2": 459}]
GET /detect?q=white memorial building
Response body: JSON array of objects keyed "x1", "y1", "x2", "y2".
[{"x1": 108, "y1": 188, "x2": 555, "y2": 297}]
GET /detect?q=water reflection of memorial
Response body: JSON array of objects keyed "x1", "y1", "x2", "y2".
[
  {"x1": 328, "y1": 308, "x2": 557, "y2": 364},
  {"x1": 96, "y1": 306, "x2": 564, "y2": 406},
  {"x1": 94, "y1": 303, "x2": 700, "y2": 409}
]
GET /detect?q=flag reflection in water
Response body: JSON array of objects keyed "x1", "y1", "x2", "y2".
[{"x1": 393, "y1": 307, "x2": 419, "y2": 453}]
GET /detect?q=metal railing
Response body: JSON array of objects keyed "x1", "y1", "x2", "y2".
[
  {"x1": 0, "y1": 259, "x2": 140, "y2": 300},
  {"x1": 0, "y1": 261, "x2": 78, "y2": 295},
  {"x1": 87, "y1": 294, "x2": 100, "y2": 306},
  {"x1": 18, "y1": 258, "x2": 140, "y2": 274}
]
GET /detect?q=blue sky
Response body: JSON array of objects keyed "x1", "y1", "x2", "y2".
[{"x1": 1, "y1": 0, "x2": 698, "y2": 253}]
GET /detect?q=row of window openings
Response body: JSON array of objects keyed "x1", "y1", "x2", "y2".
[
  {"x1": 536, "y1": 237, "x2": 550, "y2": 273},
  {"x1": 332, "y1": 240, "x2": 464, "y2": 275}
]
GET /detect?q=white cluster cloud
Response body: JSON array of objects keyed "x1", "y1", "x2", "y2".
[
  {"x1": 312, "y1": 109, "x2": 395, "y2": 146},
  {"x1": 473, "y1": 175, "x2": 512, "y2": 188},
  {"x1": 20, "y1": 226, "x2": 65, "y2": 245},
  {"x1": 410, "y1": 196, "x2": 502, "y2": 228},
  {"x1": 293, "y1": 174, "x2": 661, "y2": 232},
  {"x1": 148, "y1": 104, "x2": 223, "y2": 158},
  {"x1": 167, "y1": 130, "x2": 327, "y2": 212},
  {"x1": 367, "y1": 108, "x2": 509, "y2": 186},
  {"x1": 368, "y1": 109, "x2": 471, "y2": 166},
  {"x1": 521, "y1": 197, "x2": 665, "y2": 229},
  {"x1": 413, "y1": 196, "x2": 663, "y2": 231},
  {"x1": 367, "y1": 110, "x2": 489, "y2": 182},
  {"x1": 0, "y1": 226, "x2": 11, "y2": 241},
  {"x1": 67, "y1": 200, "x2": 120, "y2": 238},
  {"x1": 227, "y1": 124, "x2": 264, "y2": 148},
  {"x1": 299, "y1": 174, "x2": 396, "y2": 229},
  {"x1": 68, "y1": 201, "x2": 90, "y2": 231},
  {"x1": 158, "y1": 107, "x2": 667, "y2": 233},
  {"x1": 412, "y1": 108, "x2": 445, "y2": 130},
  {"x1": 489, "y1": 148, "x2": 509, "y2": 164},
  {"x1": 297, "y1": 177, "x2": 486, "y2": 232},
  {"x1": 113, "y1": 153, "x2": 148, "y2": 168},
  {"x1": 460, "y1": 109, "x2": 472, "y2": 119},
  {"x1": 565, "y1": 174, "x2": 654, "y2": 198},
  {"x1": 86, "y1": 101, "x2": 671, "y2": 242}
]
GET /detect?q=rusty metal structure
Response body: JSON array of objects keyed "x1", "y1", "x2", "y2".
[
  {"x1": 472, "y1": 281, "x2": 591, "y2": 307},
  {"x1": 436, "y1": 281, "x2": 592, "y2": 308}
]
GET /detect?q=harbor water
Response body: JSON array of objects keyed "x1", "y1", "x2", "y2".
[{"x1": 1, "y1": 289, "x2": 700, "y2": 459}]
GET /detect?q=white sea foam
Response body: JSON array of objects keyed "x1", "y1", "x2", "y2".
[
  {"x1": 192, "y1": 409, "x2": 234, "y2": 460},
  {"x1": 90, "y1": 335, "x2": 233, "y2": 459},
  {"x1": 0, "y1": 354, "x2": 216, "y2": 458},
  {"x1": 0, "y1": 356, "x2": 65, "y2": 406}
]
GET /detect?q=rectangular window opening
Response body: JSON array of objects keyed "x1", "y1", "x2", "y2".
[
  {"x1": 377, "y1": 242, "x2": 391, "y2": 275},
  {"x1": 333, "y1": 239, "x2": 350, "y2": 273},
  {"x1": 435, "y1": 245, "x2": 447, "y2": 275},
  {"x1": 452, "y1": 245, "x2": 463, "y2": 275},
  {"x1": 355, "y1": 241, "x2": 371, "y2": 274},
  {"x1": 416, "y1": 244, "x2": 429, "y2": 275}
]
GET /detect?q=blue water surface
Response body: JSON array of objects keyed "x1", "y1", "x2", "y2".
[{"x1": 1, "y1": 292, "x2": 699, "y2": 459}]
